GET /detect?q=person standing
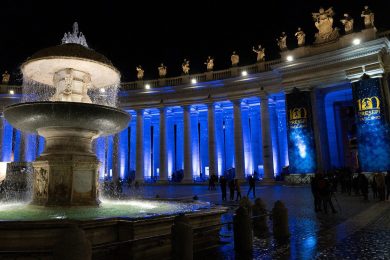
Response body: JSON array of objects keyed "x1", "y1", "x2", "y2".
[
  {"x1": 311, "y1": 174, "x2": 322, "y2": 212},
  {"x1": 385, "y1": 171, "x2": 390, "y2": 200},
  {"x1": 247, "y1": 174, "x2": 256, "y2": 198},
  {"x1": 220, "y1": 175, "x2": 227, "y2": 201},
  {"x1": 235, "y1": 179, "x2": 242, "y2": 201},
  {"x1": 229, "y1": 179, "x2": 235, "y2": 201}
]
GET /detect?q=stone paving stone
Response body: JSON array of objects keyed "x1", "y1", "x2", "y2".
[{"x1": 122, "y1": 184, "x2": 389, "y2": 259}]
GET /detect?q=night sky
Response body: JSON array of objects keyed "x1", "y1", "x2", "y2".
[{"x1": 1, "y1": 0, "x2": 390, "y2": 83}]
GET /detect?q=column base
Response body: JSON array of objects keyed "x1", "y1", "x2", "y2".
[
  {"x1": 180, "y1": 179, "x2": 194, "y2": 184},
  {"x1": 156, "y1": 180, "x2": 169, "y2": 185},
  {"x1": 260, "y1": 178, "x2": 275, "y2": 185}
]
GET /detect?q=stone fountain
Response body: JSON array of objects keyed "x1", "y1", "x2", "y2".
[
  {"x1": 4, "y1": 22, "x2": 130, "y2": 206},
  {"x1": 0, "y1": 23, "x2": 227, "y2": 258}
]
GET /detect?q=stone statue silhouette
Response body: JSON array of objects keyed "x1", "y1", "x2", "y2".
[
  {"x1": 158, "y1": 63, "x2": 167, "y2": 78},
  {"x1": 231, "y1": 51, "x2": 239, "y2": 67},
  {"x1": 252, "y1": 45, "x2": 265, "y2": 62},
  {"x1": 295, "y1": 28, "x2": 306, "y2": 46},
  {"x1": 361, "y1": 6, "x2": 374, "y2": 28},
  {"x1": 276, "y1": 32, "x2": 287, "y2": 51},
  {"x1": 2, "y1": 71, "x2": 10, "y2": 84},
  {"x1": 312, "y1": 7, "x2": 339, "y2": 44},
  {"x1": 182, "y1": 59, "x2": 190, "y2": 75},
  {"x1": 204, "y1": 56, "x2": 214, "y2": 71},
  {"x1": 340, "y1": 13, "x2": 354, "y2": 34},
  {"x1": 136, "y1": 65, "x2": 144, "y2": 80}
]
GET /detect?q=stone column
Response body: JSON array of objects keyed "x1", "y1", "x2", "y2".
[
  {"x1": 260, "y1": 94, "x2": 274, "y2": 182},
  {"x1": 232, "y1": 100, "x2": 245, "y2": 180},
  {"x1": 183, "y1": 105, "x2": 193, "y2": 182},
  {"x1": 0, "y1": 115, "x2": 4, "y2": 161},
  {"x1": 19, "y1": 132, "x2": 26, "y2": 162},
  {"x1": 381, "y1": 73, "x2": 390, "y2": 120},
  {"x1": 159, "y1": 107, "x2": 168, "y2": 183},
  {"x1": 310, "y1": 88, "x2": 329, "y2": 174},
  {"x1": 135, "y1": 109, "x2": 144, "y2": 182},
  {"x1": 112, "y1": 133, "x2": 119, "y2": 182},
  {"x1": 207, "y1": 103, "x2": 218, "y2": 177}
]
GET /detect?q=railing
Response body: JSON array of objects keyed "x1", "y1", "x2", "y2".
[
  {"x1": 0, "y1": 84, "x2": 23, "y2": 95},
  {"x1": 377, "y1": 30, "x2": 390, "y2": 39},
  {"x1": 120, "y1": 59, "x2": 282, "y2": 91}
]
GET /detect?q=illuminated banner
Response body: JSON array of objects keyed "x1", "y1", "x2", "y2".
[
  {"x1": 352, "y1": 77, "x2": 390, "y2": 171},
  {"x1": 286, "y1": 90, "x2": 316, "y2": 173}
]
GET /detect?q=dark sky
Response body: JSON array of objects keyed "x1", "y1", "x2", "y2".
[{"x1": 1, "y1": 0, "x2": 390, "y2": 83}]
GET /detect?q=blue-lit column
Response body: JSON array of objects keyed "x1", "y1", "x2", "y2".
[
  {"x1": 0, "y1": 115, "x2": 4, "y2": 161},
  {"x1": 159, "y1": 107, "x2": 168, "y2": 182},
  {"x1": 19, "y1": 132, "x2": 26, "y2": 162},
  {"x1": 286, "y1": 90, "x2": 317, "y2": 173},
  {"x1": 232, "y1": 100, "x2": 245, "y2": 180},
  {"x1": 112, "y1": 133, "x2": 119, "y2": 182},
  {"x1": 135, "y1": 109, "x2": 144, "y2": 181},
  {"x1": 183, "y1": 105, "x2": 193, "y2": 182},
  {"x1": 207, "y1": 103, "x2": 217, "y2": 177},
  {"x1": 352, "y1": 75, "x2": 390, "y2": 171},
  {"x1": 260, "y1": 94, "x2": 275, "y2": 181},
  {"x1": 311, "y1": 88, "x2": 329, "y2": 174}
]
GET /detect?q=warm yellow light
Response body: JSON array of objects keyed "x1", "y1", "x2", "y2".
[
  {"x1": 9, "y1": 90, "x2": 14, "y2": 95},
  {"x1": 353, "y1": 38, "x2": 361, "y2": 45},
  {"x1": 287, "y1": 55, "x2": 294, "y2": 62}
]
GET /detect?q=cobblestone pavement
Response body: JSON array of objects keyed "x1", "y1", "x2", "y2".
[{"x1": 123, "y1": 183, "x2": 390, "y2": 259}]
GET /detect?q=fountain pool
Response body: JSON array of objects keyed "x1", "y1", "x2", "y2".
[{"x1": 0, "y1": 200, "x2": 211, "y2": 221}]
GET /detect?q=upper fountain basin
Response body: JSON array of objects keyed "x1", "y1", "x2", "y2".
[
  {"x1": 22, "y1": 43, "x2": 120, "y2": 88},
  {"x1": 3, "y1": 101, "x2": 130, "y2": 136}
]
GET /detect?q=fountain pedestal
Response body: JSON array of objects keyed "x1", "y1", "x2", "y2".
[{"x1": 32, "y1": 127, "x2": 100, "y2": 206}]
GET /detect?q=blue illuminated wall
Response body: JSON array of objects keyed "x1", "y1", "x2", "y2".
[
  {"x1": 352, "y1": 77, "x2": 390, "y2": 171},
  {"x1": 324, "y1": 87, "x2": 353, "y2": 168},
  {"x1": 286, "y1": 90, "x2": 317, "y2": 173}
]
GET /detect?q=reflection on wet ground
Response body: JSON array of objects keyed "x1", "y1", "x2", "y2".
[{"x1": 137, "y1": 184, "x2": 390, "y2": 259}]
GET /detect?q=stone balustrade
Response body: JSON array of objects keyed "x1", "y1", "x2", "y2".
[{"x1": 120, "y1": 59, "x2": 282, "y2": 91}]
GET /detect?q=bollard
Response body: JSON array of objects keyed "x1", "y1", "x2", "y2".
[
  {"x1": 239, "y1": 196, "x2": 253, "y2": 217},
  {"x1": 233, "y1": 206, "x2": 253, "y2": 254},
  {"x1": 53, "y1": 224, "x2": 92, "y2": 260},
  {"x1": 272, "y1": 200, "x2": 290, "y2": 241},
  {"x1": 172, "y1": 213, "x2": 193, "y2": 260},
  {"x1": 252, "y1": 198, "x2": 269, "y2": 238}
]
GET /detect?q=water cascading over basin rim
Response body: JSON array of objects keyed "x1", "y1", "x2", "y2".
[
  {"x1": 22, "y1": 43, "x2": 120, "y2": 88},
  {"x1": 3, "y1": 101, "x2": 130, "y2": 136}
]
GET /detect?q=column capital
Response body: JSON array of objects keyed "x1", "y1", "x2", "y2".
[
  {"x1": 206, "y1": 102, "x2": 215, "y2": 109},
  {"x1": 231, "y1": 99, "x2": 242, "y2": 105},
  {"x1": 182, "y1": 105, "x2": 191, "y2": 111},
  {"x1": 136, "y1": 109, "x2": 144, "y2": 116}
]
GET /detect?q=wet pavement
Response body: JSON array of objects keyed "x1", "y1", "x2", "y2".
[{"x1": 122, "y1": 183, "x2": 390, "y2": 259}]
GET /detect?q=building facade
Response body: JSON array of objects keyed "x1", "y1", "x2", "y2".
[{"x1": 1, "y1": 28, "x2": 390, "y2": 182}]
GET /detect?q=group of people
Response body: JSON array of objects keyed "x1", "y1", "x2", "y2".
[
  {"x1": 209, "y1": 174, "x2": 257, "y2": 202},
  {"x1": 311, "y1": 168, "x2": 390, "y2": 214}
]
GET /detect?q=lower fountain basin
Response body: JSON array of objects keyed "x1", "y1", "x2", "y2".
[
  {"x1": 3, "y1": 101, "x2": 130, "y2": 136},
  {"x1": 0, "y1": 200, "x2": 228, "y2": 259}
]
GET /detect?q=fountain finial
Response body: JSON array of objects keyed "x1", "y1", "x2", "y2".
[{"x1": 61, "y1": 22, "x2": 88, "y2": 48}]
